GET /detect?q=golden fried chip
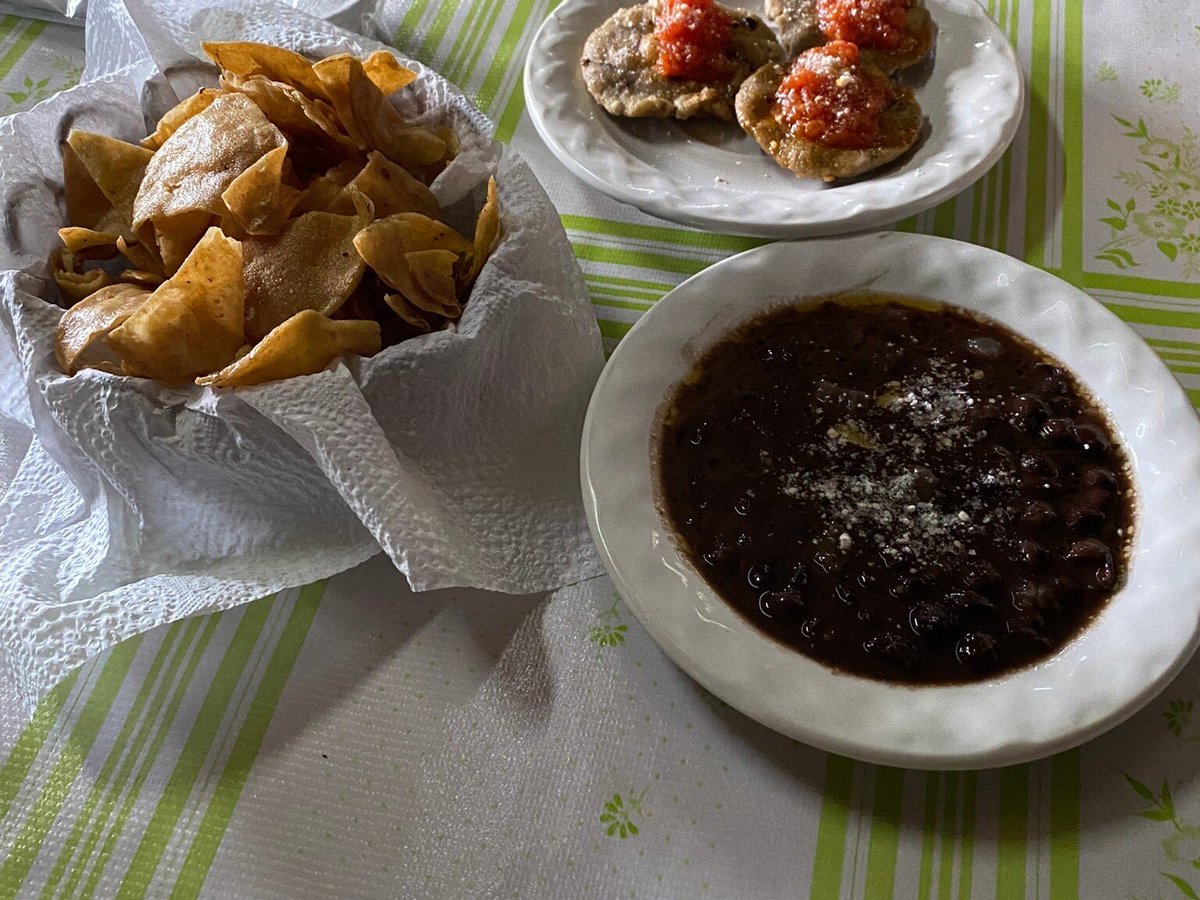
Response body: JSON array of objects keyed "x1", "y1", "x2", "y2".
[
  {"x1": 313, "y1": 55, "x2": 446, "y2": 169},
  {"x1": 202, "y1": 41, "x2": 328, "y2": 101},
  {"x1": 58, "y1": 227, "x2": 120, "y2": 259},
  {"x1": 363, "y1": 50, "x2": 418, "y2": 95},
  {"x1": 133, "y1": 93, "x2": 286, "y2": 228},
  {"x1": 329, "y1": 150, "x2": 438, "y2": 219},
  {"x1": 468, "y1": 176, "x2": 500, "y2": 282},
  {"x1": 54, "y1": 268, "x2": 112, "y2": 302},
  {"x1": 141, "y1": 88, "x2": 221, "y2": 150},
  {"x1": 61, "y1": 141, "x2": 111, "y2": 229},
  {"x1": 54, "y1": 283, "x2": 150, "y2": 375},
  {"x1": 243, "y1": 191, "x2": 371, "y2": 340},
  {"x1": 65, "y1": 131, "x2": 154, "y2": 240},
  {"x1": 223, "y1": 74, "x2": 354, "y2": 152},
  {"x1": 404, "y1": 249, "x2": 460, "y2": 316},
  {"x1": 107, "y1": 227, "x2": 245, "y2": 383},
  {"x1": 197, "y1": 310, "x2": 380, "y2": 387},
  {"x1": 383, "y1": 292, "x2": 436, "y2": 333},
  {"x1": 152, "y1": 210, "x2": 212, "y2": 275},
  {"x1": 220, "y1": 145, "x2": 299, "y2": 235},
  {"x1": 119, "y1": 269, "x2": 165, "y2": 288},
  {"x1": 116, "y1": 235, "x2": 163, "y2": 275},
  {"x1": 292, "y1": 159, "x2": 363, "y2": 214}
]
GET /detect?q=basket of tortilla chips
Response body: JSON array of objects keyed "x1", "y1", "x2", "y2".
[{"x1": 0, "y1": 0, "x2": 603, "y2": 710}]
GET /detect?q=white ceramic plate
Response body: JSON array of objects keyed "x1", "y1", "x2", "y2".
[
  {"x1": 525, "y1": 0, "x2": 1024, "y2": 238},
  {"x1": 581, "y1": 233, "x2": 1200, "y2": 769}
]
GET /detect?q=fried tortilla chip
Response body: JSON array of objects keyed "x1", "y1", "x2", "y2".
[
  {"x1": 223, "y1": 73, "x2": 355, "y2": 153},
  {"x1": 116, "y1": 235, "x2": 163, "y2": 274},
  {"x1": 292, "y1": 159, "x2": 363, "y2": 214},
  {"x1": 55, "y1": 283, "x2": 150, "y2": 375},
  {"x1": 468, "y1": 176, "x2": 500, "y2": 282},
  {"x1": 54, "y1": 267, "x2": 112, "y2": 302},
  {"x1": 141, "y1": 88, "x2": 221, "y2": 150},
  {"x1": 404, "y1": 249, "x2": 460, "y2": 316},
  {"x1": 118, "y1": 269, "x2": 165, "y2": 288},
  {"x1": 220, "y1": 145, "x2": 299, "y2": 235},
  {"x1": 61, "y1": 141, "x2": 111, "y2": 229},
  {"x1": 58, "y1": 227, "x2": 120, "y2": 259},
  {"x1": 133, "y1": 93, "x2": 287, "y2": 228},
  {"x1": 313, "y1": 55, "x2": 446, "y2": 169},
  {"x1": 65, "y1": 131, "x2": 154, "y2": 240},
  {"x1": 197, "y1": 309, "x2": 380, "y2": 387},
  {"x1": 107, "y1": 227, "x2": 245, "y2": 383},
  {"x1": 202, "y1": 41, "x2": 329, "y2": 101},
  {"x1": 243, "y1": 190, "x2": 371, "y2": 340},
  {"x1": 383, "y1": 292, "x2": 436, "y2": 333},
  {"x1": 329, "y1": 150, "x2": 438, "y2": 219},
  {"x1": 151, "y1": 210, "x2": 213, "y2": 275},
  {"x1": 362, "y1": 50, "x2": 418, "y2": 95}
]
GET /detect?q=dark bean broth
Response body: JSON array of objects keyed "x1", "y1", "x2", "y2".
[{"x1": 657, "y1": 296, "x2": 1134, "y2": 684}]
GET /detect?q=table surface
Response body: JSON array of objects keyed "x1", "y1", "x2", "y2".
[{"x1": 2, "y1": 1, "x2": 1200, "y2": 897}]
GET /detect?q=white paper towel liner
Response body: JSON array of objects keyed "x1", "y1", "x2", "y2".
[{"x1": 0, "y1": 0, "x2": 605, "y2": 711}]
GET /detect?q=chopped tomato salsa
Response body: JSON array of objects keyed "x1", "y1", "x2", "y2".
[
  {"x1": 816, "y1": 0, "x2": 916, "y2": 54},
  {"x1": 776, "y1": 41, "x2": 893, "y2": 149},
  {"x1": 654, "y1": 0, "x2": 734, "y2": 82}
]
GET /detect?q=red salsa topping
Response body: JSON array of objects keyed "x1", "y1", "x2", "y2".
[
  {"x1": 816, "y1": 0, "x2": 916, "y2": 54},
  {"x1": 776, "y1": 41, "x2": 894, "y2": 149},
  {"x1": 654, "y1": 0, "x2": 734, "y2": 82}
]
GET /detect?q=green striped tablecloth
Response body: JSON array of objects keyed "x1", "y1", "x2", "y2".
[{"x1": 2, "y1": 1, "x2": 1200, "y2": 896}]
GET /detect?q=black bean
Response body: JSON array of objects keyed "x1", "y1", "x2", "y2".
[
  {"x1": 1081, "y1": 465, "x2": 1117, "y2": 490},
  {"x1": 1040, "y1": 417, "x2": 1080, "y2": 445},
  {"x1": 960, "y1": 560, "x2": 1001, "y2": 592},
  {"x1": 702, "y1": 539, "x2": 737, "y2": 569},
  {"x1": 1014, "y1": 540, "x2": 1051, "y2": 569},
  {"x1": 1061, "y1": 497, "x2": 1106, "y2": 532},
  {"x1": 746, "y1": 562, "x2": 771, "y2": 590},
  {"x1": 956, "y1": 631, "x2": 1001, "y2": 668},
  {"x1": 1064, "y1": 538, "x2": 1112, "y2": 562},
  {"x1": 1018, "y1": 451, "x2": 1059, "y2": 477},
  {"x1": 909, "y1": 601, "x2": 959, "y2": 638},
  {"x1": 1075, "y1": 422, "x2": 1112, "y2": 457},
  {"x1": 1020, "y1": 500, "x2": 1058, "y2": 527},
  {"x1": 1006, "y1": 393, "x2": 1052, "y2": 431},
  {"x1": 784, "y1": 562, "x2": 808, "y2": 591},
  {"x1": 800, "y1": 617, "x2": 823, "y2": 639},
  {"x1": 946, "y1": 589, "x2": 994, "y2": 613},
  {"x1": 864, "y1": 633, "x2": 918, "y2": 667},
  {"x1": 1011, "y1": 577, "x2": 1060, "y2": 613},
  {"x1": 759, "y1": 591, "x2": 804, "y2": 619}
]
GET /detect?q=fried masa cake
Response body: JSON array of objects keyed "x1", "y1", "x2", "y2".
[
  {"x1": 581, "y1": 0, "x2": 785, "y2": 121},
  {"x1": 735, "y1": 41, "x2": 922, "y2": 181},
  {"x1": 765, "y1": 0, "x2": 933, "y2": 73}
]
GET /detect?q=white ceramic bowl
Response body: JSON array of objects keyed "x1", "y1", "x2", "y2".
[
  {"x1": 526, "y1": 0, "x2": 1023, "y2": 238},
  {"x1": 581, "y1": 232, "x2": 1200, "y2": 769}
]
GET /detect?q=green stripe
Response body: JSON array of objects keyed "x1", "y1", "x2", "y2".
[
  {"x1": 809, "y1": 755, "x2": 855, "y2": 900},
  {"x1": 0, "y1": 669, "x2": 81, "y2": 824},
  {"x1": 589, "y1": 295, "x2": 654, "y2": 313},
  {"x1": 443, "y1": 0, "x2": 490, "y2": 83},
  {"x1": 956, "y1": 772, "x2": 978, "y2": 900},
  {"x1": 1083, "y1": 272, "x2": 1200, "y2": 299},
  {"x1": 895, "y1": 216, "x2": 919, "y2": 233},
  {"x1": 78, "y1": 616, "x2": 220, "y2": 899},
  {"x1": 574, "y1": 242, "x2": 708, "y2": 277},
  {"x1": 476, "y1": 0, "x2": 539, "y2": 114},
  {"x1": 584, "y1": 272, "x2": 675, "y2": 293},
  {"x1": 995, "y1": 766, "x2": 1030, "y2": 900},
  {"x1": 1104, "y1": 302, "x2": 1200, "y2": 330},
  {"x1": 1022, "y1": 0, "x2": 1053, "y2": 267},
  {"x1": 916, "y1": 774, "x2": 940, "y2": 900},
  {"x1": 416, "y1": 0, "x2": 459, "y2": 68},
  {"x1": 393, "y1": 0, "x2": 432, "y2": 51},
  {"x1": 114, "y1": 599, "x2": 279, "y2": 898},
  {"x1": 597, "y1": 319, "x2": 633, "y2": 343},
  {"x1": 1058, "y1": 0, "x2": 1084, "y2": 280},
  {"x1": 42, "y1": 622, "x2": 190, "y2": 899},
  {"x1": 457, "y1": 0, "x2": 512, "y2": 97},
  {"x1": 0, "y1": 16, "x2": 20, "y2": 46},
  {"x1": 1049, "y1": 751, "x2": 1081, "y2": 899},
  {"x1": 1147, "y1": 338, "x2": 1200, "y2": 352},
  {"x1": 585, "y1": 281, "x2": 663, "y2": 303},
  {"x1": 933, "y1": 199, "x2": 958, "y2": 239},
  {"x1": 863, "y1": 767, "x2": 904, "y2": 899},
  {"x1": 1186, "y1": 387, "x2": 1200, "y2": 408},
  {"x1": 937, "y1": 773, "x2": 960, "y2": 900},
  {"x1": 1166, "y1": 362, "x2": 1200, "y2": 376},
  {"x1": 171, "y1": 583, "x2": 326, "y2": 899},
  {"x1": 0, "y1": 20, "x2": 45, "y2": 82},
  {"x1": 0, "y1": 640, "x2": 142, "y2": 893},
  {"x1": 564, "y1": 214, "x2": 763, "y2": 254}
]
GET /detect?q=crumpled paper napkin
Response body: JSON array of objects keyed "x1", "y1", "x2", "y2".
[{"x1": 0, "y1": 0, "x2": 605, "y2": 711}]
